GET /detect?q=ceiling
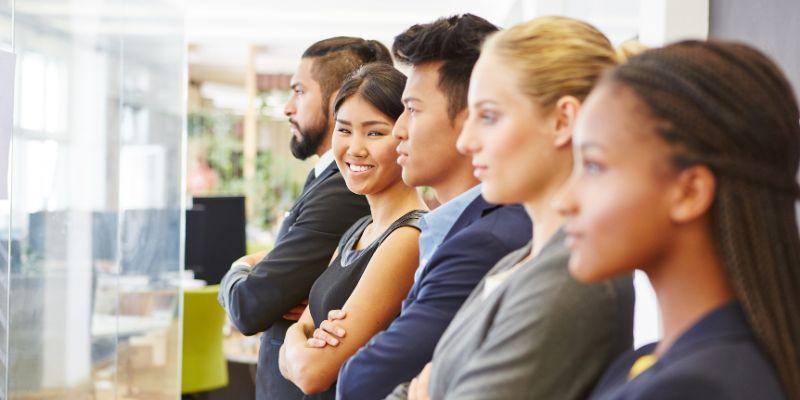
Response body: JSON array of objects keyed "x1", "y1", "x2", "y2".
[
  {"x1": 180, "y1": 0, "x2": 640, "y2": 112},
  {"x1": 8, "y1": 0, "x2": 639, "y2": 87},
  {"x1": 185, "y1": 0, "x2": 521, "y2": 85},
  {"x1": 185, "y1": 0, "x2": 639, "y2": 86}
]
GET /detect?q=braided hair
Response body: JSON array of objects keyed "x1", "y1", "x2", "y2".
[{"x1": 607, "y1": 40, "x2": 800, "y2": 397}]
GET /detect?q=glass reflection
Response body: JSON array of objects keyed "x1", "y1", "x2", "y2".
[{"x1": 4, "y1": 1, "x2": 185, "y2": 398}]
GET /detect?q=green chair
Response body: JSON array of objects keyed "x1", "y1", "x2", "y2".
[{"x1": 181, "y1": 284, "x2": 229, "y2": 394}]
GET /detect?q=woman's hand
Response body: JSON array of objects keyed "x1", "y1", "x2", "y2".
[
  {"x1": 408, "y1": 363, "x2": 433, "y2": 400},
  {"x1": 305, "y1": 309, "x2": 348, "y2": 348},
  {"x1": 278, "y1": 343, "x2": 291, "y2": 380}
]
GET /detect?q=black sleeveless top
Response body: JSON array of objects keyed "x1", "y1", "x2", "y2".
[{"x1": 304, "y1": 209, "x2": 425, "y2": 400}]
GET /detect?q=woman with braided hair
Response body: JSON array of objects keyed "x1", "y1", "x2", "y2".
[{"x1": 555, "y1": 40, "x2": 798, "y2": 399}]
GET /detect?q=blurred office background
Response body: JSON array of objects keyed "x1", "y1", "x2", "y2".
[{"x1": 0, "y1": 0, "x2": 796, "y2": 398}]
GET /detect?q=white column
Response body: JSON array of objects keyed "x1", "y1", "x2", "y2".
[
  {"x1": 243, "y1": 45, "x2": 259, "y2": 217},
  {"x1": 633, "y1": 271, "x2": 662, "y2": 348},
  {"x1": 524, "y1": 0, "x2": 566, "y2": 18},
  {"x1": 639, "y1": 0, "x2": 709, "y2": 47},
  {"x1": 499, "y1": 0, "x2": 566, "y2": 26}
]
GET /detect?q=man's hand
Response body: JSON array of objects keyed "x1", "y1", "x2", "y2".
[
  {"x1": 305, "y1": 309, "x2": 347, "y2": 348},
  {"x1": 408, "y1": 363, "x2": 433, "y2": 400},
  {"x1": 234, "y1": 250, "x2": 269, "y2": 269},
  {"x1": 282, "y1": 299, "x2": 309, "y2": 321}
]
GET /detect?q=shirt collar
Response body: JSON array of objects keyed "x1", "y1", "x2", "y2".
[
  {"x1": 314, "y1": 149, "x2": 335, "y2": 178},
  {"x1": 415, "y1": 185, "x2": 482, "y2": 281},
  {"x1": 419, "y1": 185, "x2": 483, "y2": 241}
]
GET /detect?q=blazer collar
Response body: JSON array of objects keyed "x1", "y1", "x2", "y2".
[
  {"x1": 316, "y1": 159, "x2": 339, "y2": 180},
  {"x1": 673, "y1": 301, "x2": 752, "y2": 348},
  {"x1": 442, "y1": 195, "x2": 502, "y2": 242},
  {"x1": 636, "y1": 301, "x2": 754, "y2": 369},
  {"x1": 296, "y1": 162, "x2": 340, "y2": 203}
]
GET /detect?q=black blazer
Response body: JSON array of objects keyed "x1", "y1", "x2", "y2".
[
  {"x1": 219, "y1": 162, "x2": 370, "y2": 400},
  {"x1": 590, "y1": 301, "x2": 785, "y2": 400}
]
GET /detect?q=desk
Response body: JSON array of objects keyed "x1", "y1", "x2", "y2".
[
  {"x1": 216, "y1": 323, "x2": 258, "y2": 400},
  {"x1": 223, "y1": 327, "x2": 260, "y2": 365},
  {"x1": 92, "y1": 314, "x2": 171, "y2": 338}
]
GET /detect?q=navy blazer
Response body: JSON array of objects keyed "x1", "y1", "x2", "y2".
[
  {"x1": 336, "y1": 197, "x2": 531, "y2": 400},
  {"x1": 590, "y1": 302, "x2": 785, "y2": 400}
]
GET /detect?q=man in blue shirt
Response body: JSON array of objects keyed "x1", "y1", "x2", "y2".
[{"x1": 304, "y1": 15, "x2": 532, "y2": 400}]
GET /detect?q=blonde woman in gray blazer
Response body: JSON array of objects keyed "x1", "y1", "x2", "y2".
[{"x1": 391, "y1": 16, "x2": 635, "y2": 400}]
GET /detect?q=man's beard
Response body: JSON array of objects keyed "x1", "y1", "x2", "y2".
[{"x1": 289, "y1": 118, "x2": 328, "y2": 160}]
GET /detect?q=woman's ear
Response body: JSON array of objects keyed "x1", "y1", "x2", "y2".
[
  {"x1": 669, "y1": 165, "x2": 717, "y2": 224},
  {"x1": 553, "y1": 96, "x2": 581, "y2": 149}
]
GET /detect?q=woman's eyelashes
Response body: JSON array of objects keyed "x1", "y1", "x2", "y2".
[
  {"x1": 478, "y1": 109, "x2": 499, "y2": 125},
  {"x1": 336, "y1": 127, "x2": 389, "y2": 137},
  {"x1": 581, "y1": 157, "x2": 606, "y2": 175}
]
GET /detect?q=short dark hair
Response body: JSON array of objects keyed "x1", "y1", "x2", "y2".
[
  {"x1": 333, "y1": 63, "x2": 407, "y2": 121},
  {"x1": 302, "y1": 37, "x2": 393, "y2": 116},
  {"x1": 392, "y1": 14, "x2": 499, "y2": 120}
]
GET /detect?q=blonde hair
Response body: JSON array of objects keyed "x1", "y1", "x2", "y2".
[
  {"x1": 483, "y1": 16, "x2": 617, "y2": 109},
  {"x1": 616, "y1": 38, "x2": 649, "y2": 63}
]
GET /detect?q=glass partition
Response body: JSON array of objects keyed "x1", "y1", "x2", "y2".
[
  {"x1": 1, "y1": 1, "x2": 12, "y2": 397},
  {"x1": 2, "y1": 1, "x2": 185, "y2": 398},
  {"x1": 0, "y1": 0, "x2": 9, "y2": 51}
]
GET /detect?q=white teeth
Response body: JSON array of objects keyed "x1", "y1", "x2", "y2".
[{"x1": 348, "y1": 164, "x2": 374, "y2": 172}]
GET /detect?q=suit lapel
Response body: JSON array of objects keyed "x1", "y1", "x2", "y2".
[
  {"x1": 292, "y1": 162, "x2": 339, "y2": 208},
  {"x1": 441, "y1": 196, "x2": 499, "y2": 242},
  {"x1": 411, "y1": 197, "x2": 499, "y2": 286}
]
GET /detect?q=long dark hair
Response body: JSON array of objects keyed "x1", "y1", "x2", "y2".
[
  {"x1": 608, "y1": 40, "x2": 800, "y2": 397},
  {"x1": 333, "y1": 63, "x2": 406, "y2": 121}
]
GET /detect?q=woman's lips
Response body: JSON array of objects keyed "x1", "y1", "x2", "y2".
[
  {"x1": 563, "y1": 228, "x2": 583, "y2": 250},
  {"x1": 346, "y1": 162, "x2": 375, "y2": 175}
]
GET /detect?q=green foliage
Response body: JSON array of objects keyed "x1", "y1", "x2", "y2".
[
  {"x1": 249, "y1": 150, "x2": 302, "y2": 228},
  {"x1": 187, "y1": 111, "x2": 302, "y2": 231}
]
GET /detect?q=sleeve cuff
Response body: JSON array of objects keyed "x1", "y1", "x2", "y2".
[{"x1": 218, "y1": 261, "x2": 252, "y2": 310}]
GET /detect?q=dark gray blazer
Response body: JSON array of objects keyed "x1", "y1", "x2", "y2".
[
  {"x1": 218, "y1": 162, "x2": 370, "y2": 400},
  {"x1": 390, "y1": 229, "x2": 635, "y2": 400}
]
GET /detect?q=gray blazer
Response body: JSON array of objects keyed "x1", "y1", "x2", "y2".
[{"x1": 388, "y1": 229, "x2": 634, "y2": 400}]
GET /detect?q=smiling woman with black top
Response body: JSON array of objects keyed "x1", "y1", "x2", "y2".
[{"x1": 278, "y1": 62, "x2": 428, "y2": 399}]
